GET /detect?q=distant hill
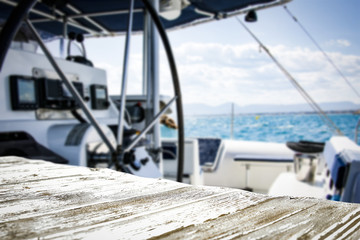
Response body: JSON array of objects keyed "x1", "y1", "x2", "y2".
[{"x1": 183, "y1": 101, "x2": 360, "y2": 116}]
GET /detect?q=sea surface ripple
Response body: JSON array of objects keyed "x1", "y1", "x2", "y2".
[{"x1": 161, "y1": 113, "x2": 360, "y2": 143}]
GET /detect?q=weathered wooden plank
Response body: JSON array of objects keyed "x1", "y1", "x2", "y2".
[
  {"x1": 195, "y1": 198, "x2": 360, "y2": 240},
  {"x1": 1, "y1": 157, "x2": 360, "y2": 240},
  {"x1": 1, "y1": 187, "x2": 251, "y2": 239},
  {"x1": 0, "y1": 173, "x2": 185, "y2": 223},
  {"x1": 38, "y1": 190, "x2": 271, "y2": 240},
  {"x1": 49, "y1": 196, "x2": 359, "y2": 240}
]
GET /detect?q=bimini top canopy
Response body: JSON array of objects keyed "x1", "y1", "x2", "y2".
[{"x1": 0, "y1": 0, "x2": 290, "y2": 38}]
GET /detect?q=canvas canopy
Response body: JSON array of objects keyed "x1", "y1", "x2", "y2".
[{"x1": 0, "y1": 0, "x2": 288, "y2": 38}]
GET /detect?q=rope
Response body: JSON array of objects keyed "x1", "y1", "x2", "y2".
[
  {"x1": 235, "y1": 17, "x2": 343, "y2": 136},
  {"x1": 283, "y1": 5, "x2": 360, "y2": 99}
]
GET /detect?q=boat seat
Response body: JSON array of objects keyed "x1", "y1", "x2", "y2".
[
  {"x1": 0, "y1": 131, "x2": 68, "y2": 164},
  {"x1": 286, "y1": 140, "x2": 325, "y2": 154}
]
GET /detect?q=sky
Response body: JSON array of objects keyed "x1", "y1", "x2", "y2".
[{"x1": 82, "y1": 0, "x2": 360, "y2": 107}]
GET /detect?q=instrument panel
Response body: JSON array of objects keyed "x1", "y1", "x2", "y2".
[
  {"x1": 9, "y1": 75, "x2": 101, "y2": 111},
  {"x1": 10, "y1": 75, "x2": 38, "y2": 110}
]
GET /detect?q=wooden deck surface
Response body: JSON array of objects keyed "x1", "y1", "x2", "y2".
[{"x1": 1, "y1": 156, "x2": 360, "y2": 239}]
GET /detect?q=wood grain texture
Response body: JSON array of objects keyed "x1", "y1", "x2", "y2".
[{"x1": 0, "y1": 157, "x2": 359, "y2": 239}]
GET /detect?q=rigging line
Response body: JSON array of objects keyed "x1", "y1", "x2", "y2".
[
  {"x1": 283, "y1": 5, "x2": 360, "y2": 99},
  {"x1": 235, "y1": 16, "x2": 343, "y2": 136}
]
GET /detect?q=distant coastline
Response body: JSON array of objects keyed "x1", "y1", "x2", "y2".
[
  {"x1": 186, "y1": 110, "x2": 359, "y2": 117},
  {"x1": 184, "y1": 101, "x2": 360, "y2": 117}
]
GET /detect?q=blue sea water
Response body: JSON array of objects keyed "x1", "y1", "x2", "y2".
[{"x1": 161, "y1": 113, "x2": 360, "y2": 144}]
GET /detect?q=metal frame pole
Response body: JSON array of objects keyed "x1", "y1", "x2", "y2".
[
  {"x1": 141, "y1": 0, "x2": 184, "y2": 182},
  {"x1": 61, "y1": 16, "x2": 68, "y2": 58},
  {"x1": 142, "y1": 10, "x2": 150, "y2": 95},
  {"x1": 142, "y1": 0, "x2": 164, "y2": 174},
  {"x1": 148, "y1": 0, "x2": 162, "y2": 173},
  {"x1": 117, "y1": 0, "x2": 135, "y2": 147},
  {"x1": 144, "y1": 9, "x2": 153, "y2": 128}
]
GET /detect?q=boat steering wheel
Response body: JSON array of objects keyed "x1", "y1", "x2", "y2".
[{"x1": 0, "y1": 0, "x2": 185, "y2": 182}]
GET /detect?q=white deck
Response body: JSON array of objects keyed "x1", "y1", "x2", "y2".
[
  {"x1": 269, "y1": 172, "x2": 325, "y2": 198},
  {"x1": 1, "y1": 157, "x2": 360, "y2": 239}
]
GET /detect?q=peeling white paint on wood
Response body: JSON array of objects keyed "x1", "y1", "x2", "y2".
[{"x1": 1, "y1": 156, "x2": 360, "y2": 239}]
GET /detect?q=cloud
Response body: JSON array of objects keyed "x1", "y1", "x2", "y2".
[
  {"x1": 325, "y1": 39, "x2": 351, "y2": 48},
  {"x1": 337, "y1": 39, "x2": 351, "y2": 47},
  {"x1": 159, "y1": 42, "x2": 360, "y2": 106},
  {"x1": 94, "y1": 40, "x2": 360, "y2": 107}
]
